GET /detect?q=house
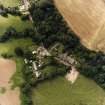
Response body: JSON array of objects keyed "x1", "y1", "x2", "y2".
[
  {"x1": 32, "y1": 62, "x2": 38, "y2": 71},
  {"x1": 37, "y1": 46, "x2": 51, "y2": 57},
  {"x1": 19, "y1": 0, "x2": 30, "y2": 14},
  {"x1": 24, "y1": 58, "x2": 28, "y2": 64},
  {"x1": 57, "y1": 53, "x2": 77, "y2": 66},
  {"x1": 32, "y1": 62, "x2": 41, "y2": 78},
  {"x1": 32, "y1": 50, "x2": 37, "y2": 54},
  {"x1": 0, "y1": 9, "x2": 6, "y2": 15}
]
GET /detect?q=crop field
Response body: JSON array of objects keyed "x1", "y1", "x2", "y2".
[
  {"x1": 54, "y1": 0, "x2": 105, "y2": 51},
  {"x1": 32, "y1": 75, "x2": 105, "y2": 105}
]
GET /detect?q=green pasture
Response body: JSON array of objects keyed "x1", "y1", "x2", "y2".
[{"x1": 32, "y1": 75, "x2": 105, "y2": 105}]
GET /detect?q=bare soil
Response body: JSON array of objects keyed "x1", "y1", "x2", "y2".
[{"x1": 0, "y1": 58, "x2": 20, "y2": 105}]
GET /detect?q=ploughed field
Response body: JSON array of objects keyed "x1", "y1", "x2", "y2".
[
  {"x1": 0, "y1": 58, "x2": 20, "y2": 105},
  {"x1": 54, "y1": 0, "x2": 105, "y2": 52}
]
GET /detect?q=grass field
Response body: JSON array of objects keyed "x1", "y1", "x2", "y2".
[
  {"x1": 0, "y1": 1, "x2": 34, "y2": 104},
  {"x1": 0, "y1": 0, "x2": 33, "y2": 35},
  {"x1": 0, "y1": 0, "x2": 20, "y2": 7},
  {"x1": 32, "y1": 75, "x2": 105, "y2": 105},
  {"x1": 0, "y1": 15, "x2": 33, "y2": 35},
  {"x1": 0, "y1": 38, "x2": 35, "y2": 55},
  {"x1": 0, "y1": 0, "x2": 34, "y2": 94}
]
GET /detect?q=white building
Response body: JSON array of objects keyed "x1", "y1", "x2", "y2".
[{"x1": 32, "y1": 62, "x2": 41, "y2": 78}]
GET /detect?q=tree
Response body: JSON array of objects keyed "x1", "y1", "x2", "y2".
[{"x1": 15, "y1": 47, "x2": 24, "y2": 57}]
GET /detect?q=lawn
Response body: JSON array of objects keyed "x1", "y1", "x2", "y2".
[
  {"x1": 32, "y1": 75, "x2": 105, "y2": 105},
  {"x1": 0, "y1": 15, "x2": 33, "y2": 35}
]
